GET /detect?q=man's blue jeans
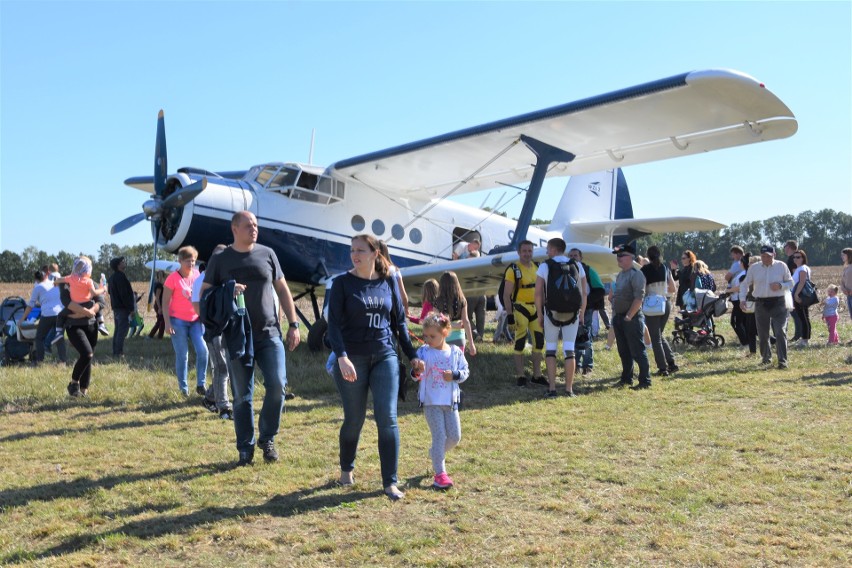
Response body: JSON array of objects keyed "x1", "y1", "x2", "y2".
[
  {"x1": 113, "y1": 308, "x2": 131, "y2": 355},
  {"x1": 228, "y1": 335, "x2": 287, "y2": 453},
  {"x1": 612, "y1": 312, "x2": 651, "y2": 384},
  {"x1": 332, "y1": 351, "x2": 400, "y2": 488},
  {"x1": 170, "y1": 318, "x2": 208, "y2": 394}
]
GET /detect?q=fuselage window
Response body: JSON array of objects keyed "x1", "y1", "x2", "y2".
[
  {"x1": 410, "y1": 228, "x2": 422, "y2": 244},
  {"x1": 391, "y1": 224, "x2": 404, "y2": 240},
  {"x1": 351, "y1": 215, "x2": 366, "y2": 231},
  {"x1": 372, "y1": 219, "x2": 386, "y2": 236}
]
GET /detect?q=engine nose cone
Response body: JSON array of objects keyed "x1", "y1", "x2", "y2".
[{"x1": 142, "y1": 199, "x2": 163, "y2": 219}]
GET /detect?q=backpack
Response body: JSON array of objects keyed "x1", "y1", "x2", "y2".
[{"x1": 544, "y1": 258, "x2": 582, "y2": 323}]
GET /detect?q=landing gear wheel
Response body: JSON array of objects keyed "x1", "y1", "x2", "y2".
[{"x1": 307, "y1": 317, "x2": 328, "y2": 352}]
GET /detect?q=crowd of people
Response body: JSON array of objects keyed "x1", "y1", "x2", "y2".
[{"x1": 15, "y1": 221, "x2": 852, "y2": 499}]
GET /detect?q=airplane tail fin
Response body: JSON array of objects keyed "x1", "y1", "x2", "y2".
[
  {"x1": 550, "y1": 168, "x2": 633, "y2": 247},
  {"x1": 552, "y1": 168, "x2": 726, "y2": 247}
]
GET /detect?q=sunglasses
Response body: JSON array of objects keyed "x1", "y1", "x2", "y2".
[
  {"x1": 617, "y1": 253, "x2": 633, "y2": 258},
  {"x1": 793, "y1": 255, "x2": 803, "y2": 259}
]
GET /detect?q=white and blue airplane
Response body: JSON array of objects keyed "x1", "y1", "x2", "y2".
[{"x1": 111, "y1": 69, "x2": 797, "y2": 341}]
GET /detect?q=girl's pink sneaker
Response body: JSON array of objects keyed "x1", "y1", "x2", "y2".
[{"x1": 433, "y1": 472, "x2": 454, "y2": 489}]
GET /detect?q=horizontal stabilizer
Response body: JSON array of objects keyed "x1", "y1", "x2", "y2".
[{"x1": 570, "y1": 216, "x2": 726, "y2": 240}]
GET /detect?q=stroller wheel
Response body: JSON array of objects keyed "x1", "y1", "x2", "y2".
[{"x1": 714, "y1": 335, "x2": 726, "y2": 348}]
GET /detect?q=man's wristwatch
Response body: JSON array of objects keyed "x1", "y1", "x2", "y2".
[{"x1": 289, "y1": 321, "x2": 300, "y2": 329}]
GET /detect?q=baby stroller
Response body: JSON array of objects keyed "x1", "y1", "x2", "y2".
[
  {"x1": 1, "y1": 296, "x2": 34, "y2": 365},
  {"x1": 671, "y1": 290, "x2": 729, "y2": 349}
]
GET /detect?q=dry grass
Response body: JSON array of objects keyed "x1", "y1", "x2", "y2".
[{"x1": 0, "y1": 267, "x2": 850, "y2": 567}]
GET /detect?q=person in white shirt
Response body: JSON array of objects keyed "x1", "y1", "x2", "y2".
[
  {"x1": 790, "y1": 249, "x2": 813, "y2": 347},
  {"x1": 741, "y1": 245, "x2": 794, "y2": 369}
]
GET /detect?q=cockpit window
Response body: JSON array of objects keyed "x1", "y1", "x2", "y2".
[
  {"x1": 255, "y1": 165, "x2": 280, "y2": 187},
  {"x1": 269, "y1": 166, "x2": 299, "y2": 189}
]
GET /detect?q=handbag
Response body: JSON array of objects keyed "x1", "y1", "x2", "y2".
[
  {"x1": 642, "y1": 294, "x2": 667, "y2": 316},
  {"x1": 800, "y1": 279, "x2": 819, "y2": 307}
]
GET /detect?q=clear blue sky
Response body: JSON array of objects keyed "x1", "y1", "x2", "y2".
[{"x1": 2, "y1": 1, "x2": 850, "y2": 256}]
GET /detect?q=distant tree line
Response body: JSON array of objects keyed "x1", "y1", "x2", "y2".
[
  {"x1": 634, "y1": 209, "x2": 852, "y2": 269},
  {"x1": 0, "y1": 243, "x2": 177, "y2": 283}
]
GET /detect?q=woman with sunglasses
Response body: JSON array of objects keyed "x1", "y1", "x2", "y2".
[
  {"x1": 670, "y1": 250, "x2": 697, "y2": 309},
  {"x1": 791, "y1": 249, "x2": 812, "y2": 347}
]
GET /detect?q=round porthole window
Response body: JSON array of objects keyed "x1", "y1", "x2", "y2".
[
  {"x1": 372, "y1": 219, "x2": 385, "y2": 235},
  {"x1": 391, "y1": 224, "x2": 405, "y2": 240},
  {"x1": 351, "y1": 215, "x2": 365, "y2": 231},
  {"x1": 410, "y1": 228, "x2": 422, "y2": 244}
]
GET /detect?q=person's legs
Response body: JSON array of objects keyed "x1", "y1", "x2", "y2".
[
  {"x1": 170, "y1": 318, "x2": 191, "y2": 394},
  {"x1": 770, "y1": 303, "x2": 789, "y2": 366},
  {"x1": 368, "y1": 352, "x2": 401, "y2": 489},
  {"x1": 744, "y1": 313, "x2": 758, "y2": 353},
  {"x1": 645, "y1": 314, "x2": 667, "y2": 372},
  {"x1": 112, "y1": 308, "x2": 131, "y2": 355},
  {"x1": 659, "y1": 303, "x2": 676, "y2": 369},
  {"x1": 789, "y1": 307, "x2": 802, "y2": 341},
  {"x1": 424, "y1": 405, "x2": 448, "y2": 474},
  {"x1": 612, "y1": 314, "x2": 633, "y2": 383},
  {"x1": 798, "y1": 304, "x2": 811, "y2": 341},
  {"x1": 826, "y1": 314, "x2": 839, "y2": 344},
  {"x1": 543, "y1": 317, "x2": 561, "y2": 391},
  {"x1": 625, "y1": 314, "x2": 651, "y2": 385},
  {"x1": 66, "y1": 325, "x2": 96, "y2": 392},
  {"x1": 208, "y1": 335, "x2": 231, "y2": 410},
  {"x1": 332, "y1": 354, "x2": 370, "y2": 475},
  {"x1": 254, "y1": 336, "x2": 287, "y2": 446},
  {"x1": 189, "y1": 321, "x2": 209, "y2": 390},
  {"x1": 227, "y1": 355, "x2": 257, "y2": 454},
  {"x1": 755, "y1": 304, "x2": 772, "y2": 363},
  {"x1": 34, "y1": 316, "x2": 52, "y2": 363},
  {"x1": 561, "y1": 320, "x2": 579, "y2": 393}
]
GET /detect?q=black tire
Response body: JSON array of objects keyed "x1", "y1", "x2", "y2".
[
  {"x1": 714, "y1": 334, "x2": 726, "y2": 348},
  {"x1": 307, "y1": 317, "x2": 329, "y2": 352}
]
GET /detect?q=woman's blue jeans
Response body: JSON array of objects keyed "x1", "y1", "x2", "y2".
[
  {"x1": 170, "y1": 317, "x2": 208, "y2": 394},
  {"x1": 333, "y1": 351, "x2": 400, "y2": 488}
]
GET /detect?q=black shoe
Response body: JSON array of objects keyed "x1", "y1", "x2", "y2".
[
  {"x1": 284, "y1": 392, "x2": 296, "y2": 401},
  {"x1": 67, "y1": 381, "x2": 81, "y2": 397},
  {"x1": 631, "y1": 382, "x2": 652, "y2": 390},
  {"x1": 655, "y1": 369, "x2": 669, "y2": 377},
  {"x1": 516, "y1": 376, "x2": 528, "y2": 387},
  {"x1": 581, "y1": 367, "x2": 592, "y2": 376},
  {"x1": 219, "y1": 408, "x2": 233, "y2": 420},
  {"x1": 667, "y1": 363, "x2": 679, "y2": 373},
  {"x1": 201, "y1": 398, "x2": 217, "y2": 413},
  {"x1": 261, "y1": 440, "x2": 279, "y2": 462},
  {"x1": 615, "y1": 379, "x2": 633, "y2": 388},
  {"x1": 236, "y1": 449, "x2": 254, "y2": 467},
  {"x1": 195, "y1": 385, "x2": 207, "y2": 396},
  {"x1": 545, "y1": 390, "x2": 558, "y2": 398},
  {"x1": 564, "y1": 390, "x2": 577, "y2": 398},
  {"x1": 529, "y1": 376, "x2": 548, "y2": 387}
]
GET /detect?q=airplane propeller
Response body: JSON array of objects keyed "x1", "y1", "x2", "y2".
[{"x1": 110, "y1": 110, "x2": 207, "y2": 308}]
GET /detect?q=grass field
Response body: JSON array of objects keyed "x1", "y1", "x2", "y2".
[{"x1": 1, "y1": 268, "x2": 850, "y2": 567}]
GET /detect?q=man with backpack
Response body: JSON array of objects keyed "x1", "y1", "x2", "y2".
[
  {"x1": 611, "y1": 243, "x2": 651, "y2": 389},
  {"x1": 535, "y1": 238, "x2": 587, "y2": 398},
  {"x1": 502, "y1": 240, "x2": 545, "y2": 387}
]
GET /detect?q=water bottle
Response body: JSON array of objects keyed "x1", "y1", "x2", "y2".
[{"x1": 236, "y1": 291, "x2": 246, "y2": 316}]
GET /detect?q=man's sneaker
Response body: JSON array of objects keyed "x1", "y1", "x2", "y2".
[
  {"x1": 236, "y1": 449, "x2": 254, "y2": 467},
  {"x1": 51, "y1": 330, "x2": 64, "y2": 345},
  {"x1": 564, "y1": 390, "x2": 577, "y2": 398},
  {"x1": 201, "y1": 398, "x2": 217, "y2": 413},
  {"x1": 195, "y1": 385, "x2": 207, "y2": 396},
  {"x1": 529, "y1": 376, "x2": 548, "y2": 387},
  {"x1": 516, "y1": 376, "x2": 528, "y2": 387},
  {"x1": 284, "y1": 392, "x2": 296, "y2": 401},
  {"x1": 67, "y1": 381, "x2": 81, "y2": 397},
  {"x1": 581, "y1": 367, "x2": 592, "y2": 376},
  {"x1": 261, "y1": 440, "x2": 279, "y2": 462},
  {"x1": 97, "y1": 322, "x2": 110, "y2": 336},
  {"x1": 339, "y1": 470, "x2": 354, "y2": 486},
  {"x1": 631, "y1": 382, "x2": 652, "y2": 390},
  {"x1": 384, "y1": 485, "x2": 405, "y2": 501},
  {"x1": 219, "y1": 408, "x2": 233, "y2": 420},
  {"x1": 615, "y1": 379, "x2": 633, "y2": 388},
  {"x1": 545, "y1": 390, "x2": 558, "y2": 398},
  {"x1": 668, "y1": 363, "x2": 679, "y2": 373},
  {"x1": 433, "y1": 472, "x2": 454, "y2": 489}
]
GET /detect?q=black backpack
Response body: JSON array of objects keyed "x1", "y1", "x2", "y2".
[{"x1": 544, "y1": 258, "x2": 582, "y2": 321}]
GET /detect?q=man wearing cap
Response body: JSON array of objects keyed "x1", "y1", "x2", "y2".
[
  {"x1": 741, "y1": 245, "x2": 794, "y2": 369},
  {"x1": 108, "y1": 256, "x2": 135, "y2": 356},
  {"x1": 611, "y1": 244, "x2": 651, "y2": 389},
  {"x1": 452, "y1": 238, "x2": 481, "y2": 260}
]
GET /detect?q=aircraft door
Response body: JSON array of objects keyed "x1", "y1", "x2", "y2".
[{"x1": 230, "y1": 183, "x2": 258, "y2": 217}]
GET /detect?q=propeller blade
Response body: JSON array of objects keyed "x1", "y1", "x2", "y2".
[
  {"x1": 111, "y1": 212, "x2": 147, "y2": 235},
  {"x1": 147, "y1": 224, "x2": 161, "y2": 310},
  {"x1": 162, "y1": 177, "x2": 207, "y2": 208},
  {"x1": 154, "y1": 110, "x2": 168, "y2": 196}
]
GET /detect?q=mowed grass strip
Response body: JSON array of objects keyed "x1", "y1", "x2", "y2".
[{"x1": 0, "y1": 273, "x2": 850, "y2": 566}]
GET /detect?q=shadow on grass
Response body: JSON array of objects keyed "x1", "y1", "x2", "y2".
[
  {"x1": 797, "y1": 370, "x2": 852, "y2": 387},
  {"x1": 8, "y1": 481, "x2": 379, "y2": 564},
  {"x1": 0, "y1": 409, "x2": 198, "y2": 444},
  {"x1": 0, "y1": 461, "x2": 231, "y2": 510}
]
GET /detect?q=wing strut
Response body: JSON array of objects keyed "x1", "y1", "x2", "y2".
[{"x1": 490, "y1": 135, "x2": 575, "y2": 254}]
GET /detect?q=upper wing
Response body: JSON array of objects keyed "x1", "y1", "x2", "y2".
[
  {"x1": 400, "y1": 243, "x2": 619, "y2": 301},
  {"x1": 328, "y1": 69, "x2": 796, "y2": 198}
]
